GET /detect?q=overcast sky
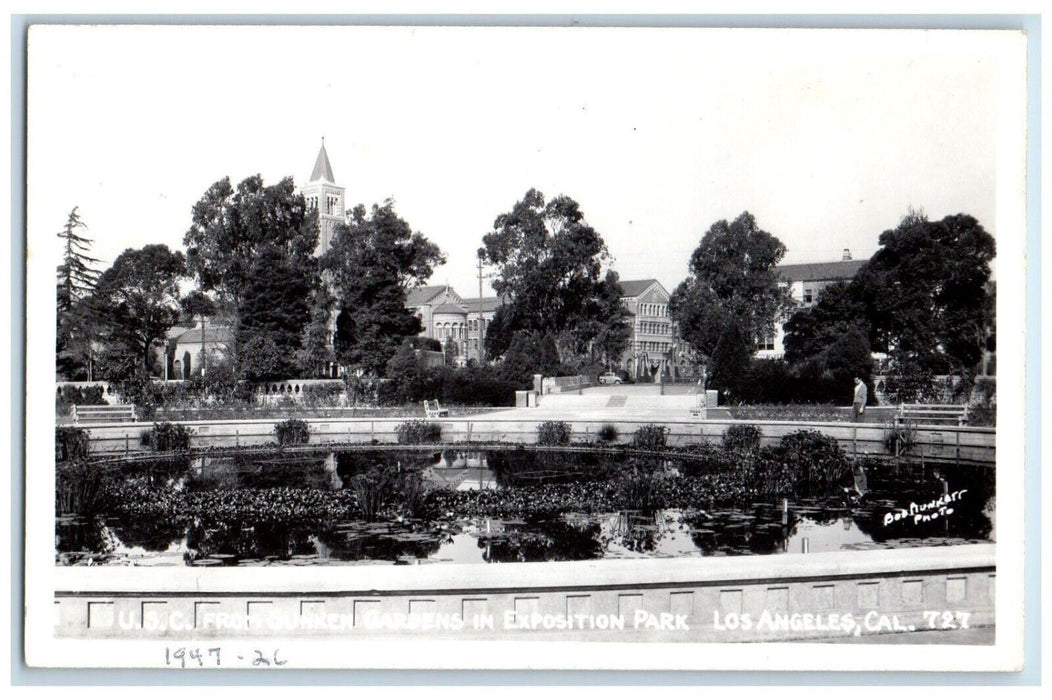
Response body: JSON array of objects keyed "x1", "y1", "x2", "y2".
[{"x1": 29, "y1": 25, "x2": 1009, "y2": 299}]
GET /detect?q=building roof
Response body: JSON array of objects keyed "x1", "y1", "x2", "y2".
[
  {"x1": 309, "y1": 141, "x2": 335, "y2": 183},
  {"x1": 405, "y1": 285, "x2": 450, "y2": 307},
  {"x1": 175, "y1": 326, "x2": 234, "y2": 345},
  {"x1": 166, "y1": 325, "x2": 193, "y2": 340},
  {"x1": 461, "y1": 296, "x2": 503, "y2": 313},
  {"x1": 619, "y1": 279, "x2": 666, "y2": 298},
  {"x1": 776, "y1": 259, "x2": 866, "y2": 284},
  {"x1": 432, "y1": 302, "x2": 468, "y2": 315}
]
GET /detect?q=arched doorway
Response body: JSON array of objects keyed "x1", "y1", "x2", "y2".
[{"x1": 182, "y1": 351, "x2": 192, "y2": 379}]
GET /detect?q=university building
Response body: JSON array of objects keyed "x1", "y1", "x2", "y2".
[
  {"x1": 404, "y1": 285, "x2": 501, "y2": 365},
  {"x1": 617, "y1": 279, "x2": 678, "y2": 380},
  {"x1": 755, "y1": 250, "x2": 866, "y2": 359}
]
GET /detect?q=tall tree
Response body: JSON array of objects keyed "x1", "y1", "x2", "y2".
[
  {"x1": 183, "y1": 175, "x2": 319, "y2": 365},
  {"x1": 56, "y1": 207, "x2": 101, "y2": 379},
  {"x1": 295, "y1": 284, "x2": 337, "y2": 378},
  {"x1": 780, "y1": 210, "x2": 994, "y2": 401},
  {"x1": 480, "y1": 189, "x2": 630, "y2": 363},
  {"x1": 670, "y1": 211, "x2": 793, "y2": 387},
  {"x1": 94, "y1": 245, "x2": 186, "y2": 375},
  {"x1": 321, "y1": 200, "x2": 445, "y2": 375},
  {"x1": 237, "y1": 244, "x2": 318, "y2": 379},
  {"x1": 852, "y1": 211, "x2": 996, "y2": 378}
]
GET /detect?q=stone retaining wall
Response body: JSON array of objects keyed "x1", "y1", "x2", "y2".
[{"x1": 52, "y1": 544, "x2": 995, "y2": 644}]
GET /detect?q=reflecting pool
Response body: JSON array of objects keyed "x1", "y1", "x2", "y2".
[{"x1": 55, "y1": 448, "x2": 994, "y2": 566}]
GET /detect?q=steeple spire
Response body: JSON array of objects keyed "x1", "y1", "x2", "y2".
[{"x1": 309, "y1": 138, "x2": 335, "y2": 183}]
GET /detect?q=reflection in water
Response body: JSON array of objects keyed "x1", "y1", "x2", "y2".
[{"x1": 56, "y1": 448, "x2": 995, "y2": 566}]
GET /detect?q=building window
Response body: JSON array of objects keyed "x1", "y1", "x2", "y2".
[
  {"x1": 803, "y1": 288, "x2": 813, "y2": 304},
  {"x1": 758, "y1": 333, "x2": 776, "y2": 351}
]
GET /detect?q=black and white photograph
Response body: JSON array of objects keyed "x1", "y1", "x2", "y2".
[{"x1": 21, "y1": 21, "x2": 1029, "y2": 672}]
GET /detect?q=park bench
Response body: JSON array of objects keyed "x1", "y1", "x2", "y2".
[
  {"x1": 423, "y1": 400, "x2": 450, "y2": 418},
  {"x1": 895, "y1": 403, "x2": 969, "y2": 426},
  {"x1": 72, "y1": 404, "x2": 137, "y2": 424}
]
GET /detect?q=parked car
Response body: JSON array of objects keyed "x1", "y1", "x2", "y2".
[{"x1": 597, "y1": 372, "x2": 623, "y2": 385}]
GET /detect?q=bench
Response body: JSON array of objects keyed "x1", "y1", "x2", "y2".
[
  {"x1": 895, "y1": 403, "x2": 969, "y2": 426},
  {"x1": 73, "y1": 404, "x2": 137, "y2": 424},
  {"x1": 423, "y1": 400, "x2": 449, "y2": 418}
]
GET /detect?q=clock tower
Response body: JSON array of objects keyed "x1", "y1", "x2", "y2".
[{"x1": 300, "y1": 138, "x2": 346, "y2": 256}]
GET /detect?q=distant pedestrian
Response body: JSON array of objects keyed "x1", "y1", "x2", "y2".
[{"x1": 852, "y1": 377, "x2": 868, "y2": 422}]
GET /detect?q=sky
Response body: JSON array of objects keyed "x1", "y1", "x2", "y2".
[{"x1": 29, "y1": 25, "x2": 1010, "y2": 299}]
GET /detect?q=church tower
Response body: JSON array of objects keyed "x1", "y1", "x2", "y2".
[{"x1": 300, "y1": 139, "x2": 346, "y2": 256}]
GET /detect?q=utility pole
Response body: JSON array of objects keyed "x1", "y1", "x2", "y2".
[{"x1": 476, "y1": 252, "x2": 486, "y2": 364}]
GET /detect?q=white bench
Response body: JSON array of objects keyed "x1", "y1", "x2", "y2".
[
  {"x1": 423, "y1": 400, "x2": 449, "y2": 418},
  {"x1": 895, "y1": 403, "x2": 969, "y2": 426},
  {"x1": 73, "y1": 404, "x2": 137, "y2": 424}
]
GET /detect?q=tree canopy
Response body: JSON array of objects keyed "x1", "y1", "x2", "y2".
[
  {"x1": 670, "y1": 211, "x2": 793, "y2": 388},
  {"x1": 782, "y1": 281, "x2": 870, "y2": 364},
  {"x1": 184, "y1": 175, "x2": 319, "y2": 318},
  {"x1": 480, "y1": 189, "x2": 630, "y2": 364},
  {"x1": 321, "y1": 200, "x2": 445, "y2": 375},
  {"x1": 183, "y1": 174, "x2": 323, "y2": 376},
  {"x1": 94, "y1": 244, "x2": 186, "y2": 376},
  {"x1": 782, "y1": 210, "x2": 995, "y2": 401},
  {"x1": 854, "y1": 211, "x2": 995, "y2": 375}
]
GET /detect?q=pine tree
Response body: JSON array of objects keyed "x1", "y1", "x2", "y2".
[
  {"x1": 56, "y1": 207, "x2": 101, "y2": 379},
  {"x1": 56, "y1": 207, "x2": 100, "y2": 312}
]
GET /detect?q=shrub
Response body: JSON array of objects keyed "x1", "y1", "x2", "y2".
[
  {"x1": 727, "y1": 405, "x2": 848, "y2": 423},
  {"x1": 883, "y1": 420, "x2": 919, "y2": 457},
  {"x1": 395, "y1": 420, "x2": 442, "y2": 445},
  {"x1": 775, "y1": 429, "x2": 849, "y2": 495},
  {"x1": 56, "y1": 385, "x2": 107, "y2": 416},
  {"x1": 301, "y1": 381, "x2": 345, "y2": 408},
  {"x1": 596, "y1": 424, "x2": 619, "y2": 443},
  {"x1": 408, "y1": 336, "x2": 443, "y2": 352},
  {"x1": 731, "y1": 359, "x2": 850, "y2": 405},
  {"x1": 723, "y1": 424, "x2": 762, "y2": 452},
  {"x1": 632, "y1": 424, "x2": 668, "y2": 451},
  {"x1": 274, "y1": 418, "x2": 311, "y2": 447},
  {"x1": 141, "y1": 421, "x2": 193, "y2": 452},
  {"x1": 967, "y1": 376, "x2": 996, "y2": 427},
  {"x1": 537, "y1": 420, "x2": 572, "y2": 446},
  {"x1": 347, "y1": 465, "x2": 400, "y2": 521},
  {"x1": 56, "y1": 461, "x2": 114, "y2": 515},
  {"x1": 614, "y1": 467, "x2": 664, "y2": 513},
  {"x1": 439, "y1": 366, "x2": 518, "y2": 406},
  {"x1": 55, "y1": 426, "x2": 91, "y2": 462},
  {"x1": 115, "y1": 373, "x2": 159, "y2": 420},
  {"x1": 882, "y1": 364, "x2": 939, "y2": 403}
]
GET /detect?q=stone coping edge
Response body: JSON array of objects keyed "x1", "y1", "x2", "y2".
[
  {"x1": 55, "y1": 543, "x2": 994, "y2": 595},
  {"x1": 74, "y1": 414, "x2": 996, "y2": 433}
]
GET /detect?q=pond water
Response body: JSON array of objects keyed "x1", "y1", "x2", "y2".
[{"x1": 55, "y1": 448, "x2": 995, "y2": 566}]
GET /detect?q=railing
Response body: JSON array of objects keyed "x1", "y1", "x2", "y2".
[
  {"x1": 77, "y1": 416, "x2": 995, "y2": 466},
  {"x1": 897, "y1": 403, "x2": 970, "y2": 426}
]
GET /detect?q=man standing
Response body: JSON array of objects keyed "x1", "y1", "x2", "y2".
[{"x1": 852, "y1": 377, "x2": 868, "y2": 422}]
